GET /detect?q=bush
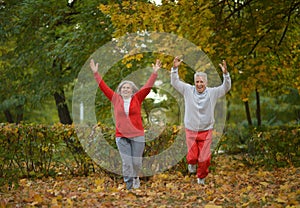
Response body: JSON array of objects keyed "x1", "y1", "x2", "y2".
[
  {"x1": 0, "y1": 123, "x2": 185, "y2": 189},
  {"x1": 218, "y1": 122, "x2": 252, "y2": 154},
  {"x1": 247, "y1": 125, "x2": 300, "y2": 167},
  {"x1": 220, "y1": 123, "x2": 300, "y2": 167},
  {"x1": 1, "y1": 122, "x2": 298, "y2": 190},
  {"x1": 0, "y1": 123, "x2": 94, "y2": 189}
]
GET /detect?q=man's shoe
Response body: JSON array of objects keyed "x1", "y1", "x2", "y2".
[
  {"x1": 197, "y1": 178, "x2": 205, "y2": 185},
  {"x1": 188, "y1": 164, "x2": 197, "y2": 173},
  {"x1": 133, "y1": 177, "x2": 140, "y2": 189}
]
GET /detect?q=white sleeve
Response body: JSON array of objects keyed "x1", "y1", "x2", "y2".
[
  {"x1": 210, "y1": 73, "x2": 231, "y2": 98},
  {"x1": 170, "y1": 67, "x2": 189, "y2": 94}
]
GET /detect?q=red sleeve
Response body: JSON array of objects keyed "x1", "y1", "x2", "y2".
[
  {"x1": 93, "y1": 72, "x2": 115, "y2": 101},
  {"x1": 135, "y1": 72, "x2": 158, "y2": 101}
]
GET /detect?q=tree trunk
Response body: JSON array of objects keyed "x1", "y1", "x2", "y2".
[
  {"x1": 4, "y1": 110, "x2": 14, "y2": 123},
  {"x1": 16, "y1": 105, "x2": 24, "y2": 124},
  {"x1": 54, "y1": 90, "x2": 72, "y2": 124},
  {"x1": 244, "y1": 100, "x2": 252, "y2": 126},
  {"x1": 226, "y1": 100, "x2": 231, "y2": 123},
  {"x1": 255, "y1": 89, "x2": 261, "y2": 126},
  {"x1": 223, "y1": 100, "x2": 231, "y2": 133}
]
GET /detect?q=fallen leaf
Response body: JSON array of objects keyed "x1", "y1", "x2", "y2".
[
  {"x1": 204, "y1": 203, "x2": 222, "y2": 208},
  {"x1": 276, "y1": 198, "x2": 287, "y2": 203},
  {"x1": 260, "y1": 182, "x2": 269, "y2": 187}
]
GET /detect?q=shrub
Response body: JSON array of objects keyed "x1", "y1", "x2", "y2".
[
  {"x1": 247, "y1": 125, "x2": 300, "y2": 167},
  {"x1": 1, "y1": 122, "x2": 298, "y2": 190},
  {"x1": 220, "y1": 123, "x2": 300, "y2": 167},
  {"x1": 0, "y1": 123, "x2": 94, "y2": 189}
]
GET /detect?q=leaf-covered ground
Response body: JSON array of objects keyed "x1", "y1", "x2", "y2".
[{"x1": 1, "y1": 155, "x2": 299, "y2": 208}]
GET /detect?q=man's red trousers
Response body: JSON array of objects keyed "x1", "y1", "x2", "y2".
[{"x1": 185, "y1": 128, "x2": 212, "y2": 179}]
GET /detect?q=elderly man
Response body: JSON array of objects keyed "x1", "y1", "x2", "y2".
[{"x1": 170, "y1": 57, "x2": 231, "y2": 185}]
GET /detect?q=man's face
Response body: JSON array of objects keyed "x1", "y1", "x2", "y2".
[{"x1": 194, "y1": 76, "x2": 207, "y2": 93}]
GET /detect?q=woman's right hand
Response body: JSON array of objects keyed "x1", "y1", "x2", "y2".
[{"x1": 90, "y1": 59, "x2": 98, "y2": 73}]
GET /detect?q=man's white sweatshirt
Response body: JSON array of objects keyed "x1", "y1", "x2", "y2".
[{"x1": 171, "y1": 67, "x2": 231, "y2": 131}]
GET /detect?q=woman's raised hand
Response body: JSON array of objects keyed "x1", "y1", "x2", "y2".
[
  {"x1": 90, "y1": 59, "x2": 98, "y2": 73},
  {"x1": 152, "y1": 59, "x2": 162, "y2": 73}
]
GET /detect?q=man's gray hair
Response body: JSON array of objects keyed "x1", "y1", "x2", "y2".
[
  {"x1": 117, "y1": 80, "x2": 139, "y2": 94},
  {"x1": 194, "y1": 72, "x2": 207, "y2": 83}
]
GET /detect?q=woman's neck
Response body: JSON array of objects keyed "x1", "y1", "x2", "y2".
[{"x1": 122, "y1": 95, "x2": 132, "y2": 100}]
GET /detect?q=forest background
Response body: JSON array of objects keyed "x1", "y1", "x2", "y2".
[{"x1": 0, "y1": 0, "x2": 299, "y2": 207}]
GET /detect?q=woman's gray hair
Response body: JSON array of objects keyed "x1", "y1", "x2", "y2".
[
  {"x1": 194, "y1": 72, "x2": 207, "y2": 83},
  {"x1": 117, "y1": 80, "x2": 139, "y2": 94}
]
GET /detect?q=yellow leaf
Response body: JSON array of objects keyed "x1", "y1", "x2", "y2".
[
  {"x1": 37, "y1": 132, "x2": 44, "y2": 138},
  {"x1": 247, "y1": 185, "x2": 253, "y2": 191},
  {"x1": 19, "y1": 178, "x2": 28, "y2": 186},
  {"x1": 51, "y1": 198, "x2": 58, "y2": 205},
  {"x1": 93, "y1": 186, "x2": 104, "y2": 193},
  {"x1": 280, "y1": 184, "x2": 289, "y2": 190},
  {"x1": 125, "y1": 192, "x2": 137, "y2": 200},
  {"x1": 260, "y1": 182, "x2": 269, "y2": 187},
  {"x1": 242, "y1": 97, "x2": 249, "y2": 102},
  {"x1": 205, "y1": 189, "x2": 214, "y2": 195},
  {"x1": 204, "y1": 203, "x2": 222, "y2": 208},
  {"x1": 241, "y1": 202, "x2": 250, "y2": 207},
  {"x1": 67, "y1": 198, "x2": 73, "y2": 206},
  {"x1": 135, "y1": 53, "x2": 144, "y2": 61},
  {"x1": 95, "y1": 178, "x2": 105, "y2": 186},
  {"x1": 77, "y1": 187, "x2": 86, "y2": 191},
  {"x1": 126, "y1": 63, "x2": 132, "y2": 68},
  {"x1": 156, "y1": 173, "x2": 168, "y2": 180},
  {"x1": 33, "y1": 194, "x2": 43, "y2": 203},
  {"x1": 183, "y1": 175, "x2": 191, "y2": 182},
  {"x1": 165, "y1": 182, "x2": 174, "y2": 189},
  {"x1": 276, "y1": 198, "x2": 287, "y2": 203}
]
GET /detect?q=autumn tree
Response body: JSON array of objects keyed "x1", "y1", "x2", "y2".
[
  {"x1": 209, "y1": 0, "x2": 300, "y2": 126},
  {"x1": 99, "y1": 0, "x2": 299, "y2": 127},
  {"x1": 97, "y1": 0, "x2": 216, "y2": 124}
]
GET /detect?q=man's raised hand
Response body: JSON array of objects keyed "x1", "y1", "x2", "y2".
[
  {"x1": 219, "y1": 60, "x2": 228, "y2": 74},
  {"x1": 173, "y1": 56, "x2": 183, "y2": 69}
]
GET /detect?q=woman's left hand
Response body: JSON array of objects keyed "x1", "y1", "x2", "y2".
[{"x1": 152, "y1": 59, "x2": 162, "y2": 73}]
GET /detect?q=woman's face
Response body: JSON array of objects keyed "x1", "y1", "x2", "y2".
[{"x1": 120, "y1": 83, "x2": 133, "y2": 98}]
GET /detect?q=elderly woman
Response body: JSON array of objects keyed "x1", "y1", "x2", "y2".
[{"x1": 90, "y1": 59, "x2": 161, "y2": 190}]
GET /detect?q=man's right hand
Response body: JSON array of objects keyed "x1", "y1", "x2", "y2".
[{"x1": 173, "y1": 56, "x2": 183, "y2": 68}]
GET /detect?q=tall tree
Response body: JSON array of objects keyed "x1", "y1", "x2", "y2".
[
  {"x1": 210, "y1": 0, "x2": 300, "y2": 126},
  {"x1": 98, "y1": 0, "x2": 215, "y2": 123},
  {"x1": 100, "y1": 0, "x2": 214, "y2": 47},
  {"x1": 0, "y1": 0, "x2": 28, "y2": 123},
  {"x1": 99, "y1": 0, "x2": 299, "y2": 127},
  {"x1": 0, "y1": 0, "x2": 113, "y2": 123}
]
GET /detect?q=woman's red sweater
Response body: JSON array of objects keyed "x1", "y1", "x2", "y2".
[{"x1": 94, "y1": 72, "x2": 157, "y2": 138}]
